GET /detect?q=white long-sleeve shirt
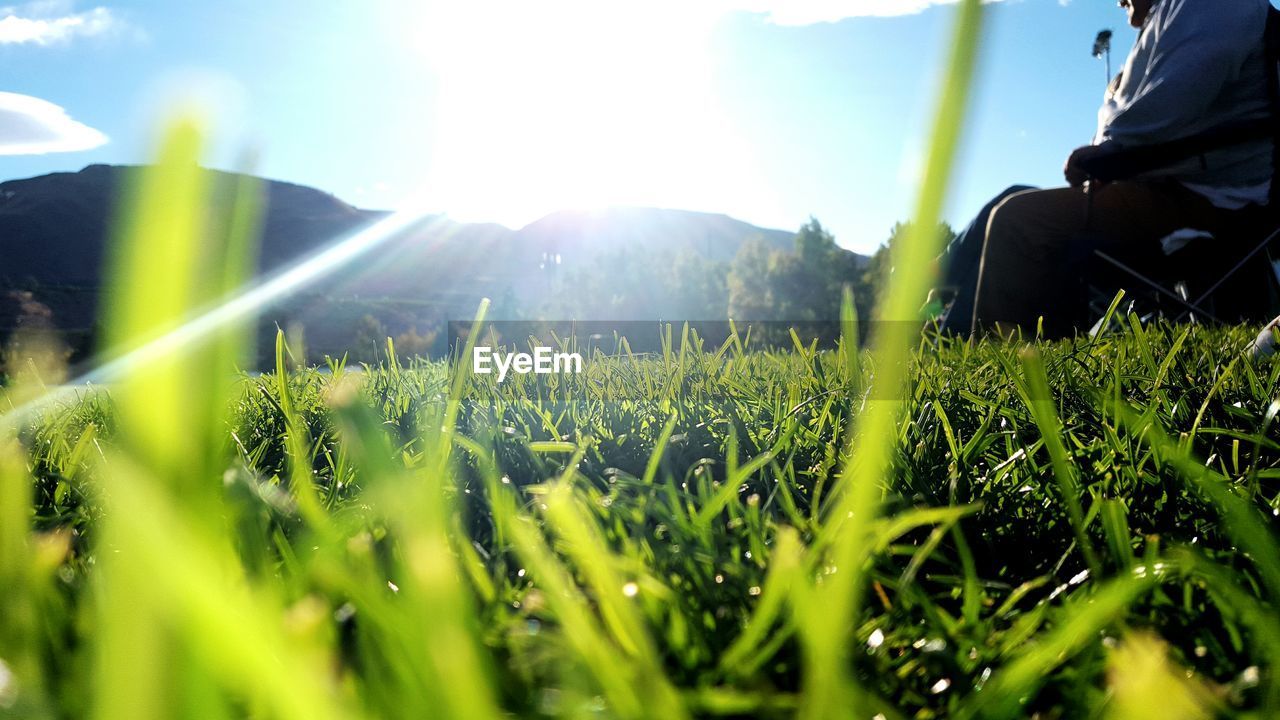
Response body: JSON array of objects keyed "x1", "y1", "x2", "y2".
[{"x1": 1095, "y1": 0, "x2": 1273, "y2": 208}]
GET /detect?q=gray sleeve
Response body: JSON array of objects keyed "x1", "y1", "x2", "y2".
[{"x1": 1100, "y1": 0, "x2": 1261, "y2": 146}]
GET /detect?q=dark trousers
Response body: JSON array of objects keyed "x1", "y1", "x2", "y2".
[
  {"x1": 937, "y1": 185, "x2": 1033, "y2": 334},
  {"x1": 940, "y1": 182, "x2": 1232, "y2": 337},
  {"x1": 974, "y1": 182, "x2": 1228, "y2": 336}
]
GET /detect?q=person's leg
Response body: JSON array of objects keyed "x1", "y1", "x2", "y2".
[
  {"x1": 971, "y1": 182, "x2": 1228, "y2": 336},
  {"x1": 937, "y1": 185, "x2": 1036, "y2": 333}
]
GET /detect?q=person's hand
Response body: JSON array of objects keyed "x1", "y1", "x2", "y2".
[{"x1": 1063, "y1": 145, "x2": 1110, "y2": 188}]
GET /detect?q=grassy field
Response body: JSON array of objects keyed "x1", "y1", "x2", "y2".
[
  {"x1": 3, "y1": 318, "x2": 1280, "y2": 719},
  {"x1": 5, "y1": 1, "x2": 1280, "y2": 715}
]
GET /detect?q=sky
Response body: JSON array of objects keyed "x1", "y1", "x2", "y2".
[{"x1": 0, "y1": 0, "x2": 1136, "y2": 254}]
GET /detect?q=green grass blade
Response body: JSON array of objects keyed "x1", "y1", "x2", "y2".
[
  {"x1": 959, "y1": 571, "x2": 1155, "y2": 719},
  {"x1": 797, "y1": 1, "x2": 985, "y2": 716},
  {"x1": 1019, "y1": 348, "x2": 1102, "y2": 577}
]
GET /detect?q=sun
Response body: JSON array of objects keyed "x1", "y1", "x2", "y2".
[{"x1": 406, "y1": 0, "x2": 774, "y2": 229}]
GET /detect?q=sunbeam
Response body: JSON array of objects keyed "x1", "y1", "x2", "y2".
[{"x1": 0, "y1": 199, "x2": 453, "y2": 432}]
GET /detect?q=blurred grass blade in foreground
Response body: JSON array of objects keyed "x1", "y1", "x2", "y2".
[
  {"x1": 91, "y1": 118, "x2": 349, "y2": 720},
  {"x1": 797, "y1": 0, "x2": 984, "y2": 717}
]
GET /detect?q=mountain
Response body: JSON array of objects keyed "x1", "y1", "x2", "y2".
[
  {"x1": 516, "y1": 206, "x2": 796, "y2": 264},
  {"x1": 0, "y1": 164, "x2": 380, "y2": 286},
  {"x1": 0, "y1": 165, "x2": 865, "y2": 363}
]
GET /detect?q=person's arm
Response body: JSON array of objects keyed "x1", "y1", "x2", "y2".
[
  {"x1": 1064, "y1": 143, "x2": 1120, "y2": 187},
  {"x1": 1100, "y1": 0, "x2": 1261, "y2": 146}
]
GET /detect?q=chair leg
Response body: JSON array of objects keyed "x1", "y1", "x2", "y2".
[
  {"x1": 1093, "y1": 251, "x2": 1223, "y2": 324},
  {"x1": 1189, "y1": 228, "x2": 1280, "y2": 308}
]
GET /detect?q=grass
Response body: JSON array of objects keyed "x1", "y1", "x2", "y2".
[
  {"x1": 5, "y1": 313, "x2": 1280, "y2": 718},
  {"x1": 4, "y1": 0, "x2": 1280, "y2": 716}
]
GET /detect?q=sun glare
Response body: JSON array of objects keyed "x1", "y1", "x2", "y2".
[{"x1": 410, "y1": 0, "x2": 779, "y2": 229}]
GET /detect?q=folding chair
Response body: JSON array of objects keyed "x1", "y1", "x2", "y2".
[
  {"x1": 1077, "y1": 3, "x2": 1280, "y2": 327},
  {"x1": 1085, "y1": 211, "x2": 1280, "y2": 325}
]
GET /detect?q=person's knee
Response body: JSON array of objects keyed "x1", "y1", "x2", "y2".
[
  {"x1": 991, "y1": 188, "x2": 1042, "y2": 217},
  {"x1": 998, "y1": 184, "x2": 1036, "y2": 200},
  {"x1": 976, "y1": 186, "x2": 1038, "y2": 225},
  {"x1": 987, "y1": 189, "x2": 1074, "y2": 254},
  {"x1": 985, "y1": 195, "x2": 1030, "y2": 251}
]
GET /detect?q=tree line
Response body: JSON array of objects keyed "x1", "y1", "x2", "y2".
[
  {"x1": 210, "y1": 218, "x2": 958, "y2": 366},
  {"x1": 525, "y1": 218, "x2": 956, "y2": 327}
]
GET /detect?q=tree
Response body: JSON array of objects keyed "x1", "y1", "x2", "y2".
[
  {"x1": 725, "y1": 219, "x2": 868, "y2": 346},
  {"x1": 394, "y1": 325, "x2": 440, "y2": 359},
  {"x1": 351, "y1": 314, "x2": 388, "y2": 364},
  {"x1": 669, "y1": 250, "x2": 728, "y2": 319},
  {"x1": 730, "y1": 218, "x2": 863, "y2": 323},
  {"x1": 728, "y1": 237, "x2": 775, "y2": 320},
  {"x1": 853, "y1": 221, "x2": 957, "y2": 322}
]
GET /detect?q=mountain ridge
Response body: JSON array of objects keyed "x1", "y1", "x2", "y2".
[
  {"x1": 0, "y1": 164, "x2": 825, "y2": 287},
  {"x1": 0, "y1": 164, "x2": 867, "y2": 363}
]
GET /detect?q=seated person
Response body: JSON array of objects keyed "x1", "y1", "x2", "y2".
[{"x1": 936, "y1": 0, "x2": 1274, "y2": 337}]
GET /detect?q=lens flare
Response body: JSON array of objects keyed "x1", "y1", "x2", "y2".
[{"x1": 0, "y1": 199, "x2": 450, "y2": 432}]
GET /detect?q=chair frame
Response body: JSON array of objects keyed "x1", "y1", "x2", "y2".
[
  {"x1": 1078, "y1": 4, "x2": 1280, "y2": 327},
  {"x1": 1088, "y1": 224, "x2": 1280, "y2": 326}
]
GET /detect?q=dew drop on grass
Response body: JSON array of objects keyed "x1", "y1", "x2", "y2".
[
  {"x1": 517, "y1": 568, "x2": 526, "y2": 578},
  {"x1": 714, "y1": 574, "x2": 724, "y2": 584},
  {"x1": 748, "y1": 586, "x2": 761, "y2": 596},
  {"x1": 537, "y1": 688, "x2": 561, "y2": 715},
  {"x1": 622, "y1": 582, "x2": 639, "y2": 597},
  {"x1": 387, "y1": 580, "x2": 399, "y2": 593},
  {"x1": 930, "y1": 678, "x2": 951, "y2": 694},
  {"x1": 0, "y1": 658, "x2": 15, "y2": 709},
  {"x1": 867, "y1": 628, "x2": 885, "y2": 649}
]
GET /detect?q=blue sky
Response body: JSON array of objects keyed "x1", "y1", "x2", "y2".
[{"x1": 0, "y1": 0, "x2": 1130, "y2": 254}]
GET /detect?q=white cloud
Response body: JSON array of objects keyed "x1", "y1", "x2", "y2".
[
  {"x1": 416, "y1": 0, "x2": 1003, "y2": 36},
  {"x1": 0, "y1": 92, "x2": 107, "y2": 155},
  {"x1": 721, "y1": 0, "x2": 1000, "y2": 24},
  {"x1": 0, "y1": 2, "x2": 119, "y2": 45}
]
